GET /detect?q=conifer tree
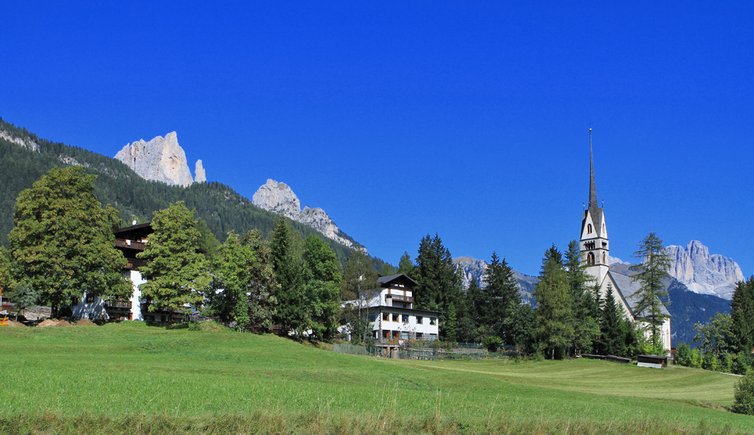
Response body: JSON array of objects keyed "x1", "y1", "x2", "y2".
[
  {"x1": 211, "y1": 232, "x2": 253, "y2": 329},
  {"x1": 341, "y1": 250, "x2": 378, "y2": 301},
  {"x1": 564, "y1": 241, "x2": 599, "y2": 355},
  {"x1": 242, "y1": 229, "x2": 278, "y2": 333},
  {"x1": 481, "y1": 252, "x2": 521, "y2": 345},
  {"x1": 731, "y1": 278, "x2": 754, "y2": 354},
  {"x1": 630, "y1": 233, "x2": 671, "y2": 353},
  {"x1": 414, "y1": 234, "x2": 463, "y2": 340},
  {"x1": 270, "y1": 218, "x2": 308, "y2": 337},
  {"x1": 303, "y1": 236, "x2": 342, "y2": 340},
  {"x1": 138, "y1": 201, "x2": 212, "y2": 315},
  {"x1": 599, "y1": 284, "x2": 623, "y2": 355},
  {"x1": 397, "y1": 251, "x2": 415, "y2": 277},
  {"x1": 533, "y1": 246, "x2": 573, "y2": 359},
  {"x1": 9, "y1": 167, "x2": 130, "y2": 317}
]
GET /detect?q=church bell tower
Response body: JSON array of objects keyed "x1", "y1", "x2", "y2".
[{"x1": 580, "y1": 129, "x2": 610, "y2": 285}]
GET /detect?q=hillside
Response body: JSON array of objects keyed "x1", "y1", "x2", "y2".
[
  {"x1": 0, "y1": 118, "x2": 382, "y2": 268},
  {"x1": 1, "y1": 323, "x2": 752, "y2": 433}
]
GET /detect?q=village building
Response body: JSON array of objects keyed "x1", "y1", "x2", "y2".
[
  {"x1": 344, "y1": 273, "x2": 440, "y2": 344},
  {"x1": 580, "y1": 130, "x2": 672, "y2": 352}
]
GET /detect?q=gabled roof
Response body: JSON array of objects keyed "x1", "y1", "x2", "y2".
[
  {"x1": 377, "y1": 273, "x2": 418, "y2": 288},
  {"x1": 608, "y1": 269, "x2": 671, "y2": 318}
]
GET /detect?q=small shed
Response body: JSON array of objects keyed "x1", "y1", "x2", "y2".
[{"x1": 637, "y1": 354, "x2": 668, "y2": 369}]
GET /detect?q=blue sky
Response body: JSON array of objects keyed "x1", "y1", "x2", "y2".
[{"x1": 2, "y1": 2, "x2": 753, "y2": 276}]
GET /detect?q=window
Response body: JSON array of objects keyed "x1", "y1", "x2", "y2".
[
  {"x1": 587, "y1": 224, "x2": 592, "y2": 233},
  {"x1": 417, "y1": 316, "x2": 424, "y2": 325},
  {"x1": 602, "y1": 252, "x2": 606, "y2": 264},
  {"x1": 382, "y1": 312, "x2": 390, "y2": 321},
  {"x1": 587, "y1": 252, "x2": 595, "y2": 266},
  {"x1": 368, "y1": 313, "x2": 377, "y2": 322},
  {"x1": 429, "y1": 334, "x2": 438, "y2": 341},
  {"x1": 400, "y1": 331, "x2": 409, "y2": 339},
  {"x1": 402, "y1": 315, "x2": 409, "y2": 324},
  {"x1": 394, "y1": 313, "x2": 401, "y2": 322},
  {"x1": 416, "y1": 332, "x2": 424, "y2": 339},
  {"x1": 429, "y1": 317, "x2": 437, "y2": 325}
]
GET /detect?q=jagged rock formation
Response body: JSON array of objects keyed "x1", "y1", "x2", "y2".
[
  {"x1": 0, "y1": 129, "x2": 39, "y2": 152},
  {"x1": 666, "y1": 240, "x2": 744, "y2": 300},
  {"x1": 115, "y1": 132, "x2": 197, "y2": 187},
  {"x1": 194, "y1": 160, "x2": 206, "y2": 183},
  {"x1": 252, "y1": 179, "x2": 359, "y2": 250}
]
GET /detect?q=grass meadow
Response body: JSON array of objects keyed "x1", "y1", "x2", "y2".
[{"x1": 1, "y1": 322, "x2": 753, "y2": 434}]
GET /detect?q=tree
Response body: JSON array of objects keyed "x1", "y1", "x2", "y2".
[
  {"x1": 341, "y1": 250, "x2": 378, "y2": 301},
  {"x1": 9, "y1": 167, "x2": 130, "y2": 317},
  {"x1": 694, "y1": 313, "x2": 737, "y2": 364},
  {"x1": 270, "y1": 218, "x2": 308, "y2": 337},
  {"x1": 138, "y1": 202, "x2": 212, "y2": 315},
  {"x1": 480, "y1": 252, "x2": 521, "y2": 345},
  {"x1": 675, "y1": 343, "x2": 692, "y2": 366},
  {"x1": 242, "y1": 229, "x2": 278, "y2": 333},
  {"x1": 397, "y1": 251, "x2": 415, "y2": 278},
  {"x1": 733, "y1": 371, "x2": 754, "y2": 415},
  {"x1": 4, "y1": 281, "x2": 39, "y2": 320},
  {"x1": 599, "y1": 284, "x2": 624, "y2": 355},
  {"x1": 731, "y1": 278, "x2": 754, "y2": 354},
  {"x1": 533, "y1": 246, "x2": 573, "y2": 359},
  {"x1": 211, "y1": 232, "x2": 253, "y2": 329},
  {"x1": 565, "y1": 241, "x2": 599, "y2": 356},
  {"x1": 0, "y1": 247, "x2": 12, "y2": 301},
  {"x1": 303, "y1": 236, "x2": 342, "y2": 341},
  {"x1": 630, "y1": 233, "x2": 671, "y2": 353},
  {"x1": 414, "y1": 234, "x2": 463, "y2": 340}
]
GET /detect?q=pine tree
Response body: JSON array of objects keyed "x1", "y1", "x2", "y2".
[
  {"x1": 341, "y1": 250, "x2": 378, "y2": 301},
  {"x1": 211, "y1": 232, "x2": 253, "y2": 329},
  {"x1": 414, "y1": 234, "x2": 463, "y2": 340},
  {"x1": 480, "y1": 252, "x2": 521, "y2": 345},
  {"x1": 397, "y1": 251, "x2": 415, "y2": 277},
  {"x1": 242, "y1": 229, "x2": 278, "y2": 333},
  {"x1": 599, "y1": 284, "x2": 623, "y2": 355},
  {"x1": 138, "y1": 202, "x2": 212, "y2": 315},
  {"x1": 9, "y1": 167, "x2": 130, "y2": 317},
  {"x1": 303, "y1": 236, "x2": 342, "y2": 341},
  {"x1": 731, "y1": 278, "x2": 754, "y2": 354},
  {"x1": 564, "y1": 241, "x2": 599, "y2": 355},
  {"x1": 533, "y1": 247, "x2": 573, "y2": 359},
  {"x1": 630, "y1": 233, "x2": 671, "y2": 353},
  {"x1": 270, "y1": 218, "x2": 308, "y2": 337}
]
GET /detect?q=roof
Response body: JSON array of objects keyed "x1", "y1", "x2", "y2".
[
  {"x1": 377, "y1": 273, "x2": 418, "y2": 288},
  {"x1": 114, "y1": 222, "x2": 153, "y2": 239},
  {"x1": 608, "y1": 269, "x2": 671, "y2": 318},
  {"x1": 582, "y1": 130, "x2": 605, "y2": 238}
]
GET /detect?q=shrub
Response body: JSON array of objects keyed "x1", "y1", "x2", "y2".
[
  {"x1": 733, "y1": 352, "x2": 753, "y2": 375},
  {"x1": 675, "y1": 343, "x2": 691, "y2": 366},
  {"x1": 483, "y1": 336, "x2": 503, "y2": 352},
  {"x1": 702, "y1": 352, "x2": 720, "y2": 371},
  {"x1": 690, "y1": 348, "x2": 702, "y2": 368},
  {"x1": 723, "y1": 353, "x2": 734, "y2": 373},
  {"x1": 732, "y1": 371, "x2": 754, "y2": 415}
]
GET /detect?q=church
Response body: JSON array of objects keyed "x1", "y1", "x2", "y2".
[{"x1": 579, "y1": 130, "x2": 672, "y2": 352}]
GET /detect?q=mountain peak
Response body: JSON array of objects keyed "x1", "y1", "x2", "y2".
[
  {"x1": 115, "y1": 132, "x2": 202, "y2": 187},
  {"x1": 666, "y1": 240, "x2": 744, "y2": 299}
]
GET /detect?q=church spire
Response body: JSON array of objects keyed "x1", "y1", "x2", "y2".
[{"x1": 588, "y1": 128, "x2": 598, "y2": 210}]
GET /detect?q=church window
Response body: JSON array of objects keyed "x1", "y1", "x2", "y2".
[
  {"x1": 602, "y1": 252, "x2": 606, "y2": 264},
  {"x1": 587, "y1": 252, "x2": 595, "y2": 266},
  {"x1": 587, "y1": 224, "x2": 592, "y2": 233}
]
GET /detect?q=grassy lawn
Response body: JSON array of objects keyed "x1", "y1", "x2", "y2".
[{"x1": 1, "y1": 322, "x2": 752, "y2": 434}]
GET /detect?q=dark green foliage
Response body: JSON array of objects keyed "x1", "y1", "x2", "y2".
[
  {"x1": 694, "y1": 313, "x2": 737, "y2": 365},
  {"x1": 599, "y1": 284, "x2": 624, "y2": 356},
  {"x1": 4, "y1": 281, "x2": 39, "y2": 320},
  {"x1": 630, "y1": 232, "x2": 671, "y2": 352},
  {"x1": 534, "y1": 246, "x2": 573, "y2": 359},
  {"x1": 211, "y1": 232, "x2": 254, "y2": 329},
  {"x1": 138, "y1": 202, "x2": 212, "y2": 314},
  {"x1": 480, "y1": 252, "x2": 521, "y2": 345},
  {"x1": 302, "y1": 236, "x2": 342, "y2": 340},
  {"x1": 733, "y1": 352, "x2": 753, "y2": 375},
  {"x1": 270, "y1": 219, "x2": 308, "y2": 337},
  {"x1": 564, "y1": 241, "x2": 599, "y2": 355},
  {"x1": 482, "y1": 335, "x2": 503, "y2": 352},
  {"x1": 414, "y1": 234, "x2": 463, "y2": 340},
  {"x1": 341, "y1": 250, "x2": 378, "y2": 301},
  {"x1": 731, "y1": 277, "x2": 754, "y2": 354},
  {"x1": 242, "y1": 230, "x2": 278, "y2": 333},
  {"x1": 733, "y1": 371, "x2": 754, "y2": 415},
  {"x1": 0, "y1": 246, "x2": 11, "y2": 295},
  {"x1": 397, "y1": 251, "x2": 415, "y2": 278},
  {"x1": 675, "y1": 343, "x2": 692, "y2": 366},
  {"x1": 0, "y1": 118, "x2": 388, "y2": 273},
  {"x1": 9, "y1": 166, "x2": 130, "y2": 317}
]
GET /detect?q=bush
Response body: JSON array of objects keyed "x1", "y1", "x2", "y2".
[
  {"x1": 732, "y1": 371, "x2": 754, "y2": 415},
  {"x1": 675, "y1": 343, "x2": 691, "y2": 366},
  {"x1": 733, "y1": 352, "x2": 753, "y2": 375},
  {"x1": 483, "y1": 336, "x2": 503, "y2": 352},
  {"x1": 702, "y1": 352, "x2": 720, "y2": 371}
]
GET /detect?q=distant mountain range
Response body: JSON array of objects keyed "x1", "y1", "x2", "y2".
[{"x1": 454, "y1": 242, "x2": 742, "y2": 346}]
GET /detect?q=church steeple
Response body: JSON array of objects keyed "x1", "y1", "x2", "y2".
[{"x1": 589, "y1": 128, "x2": 597, "y2": 210}]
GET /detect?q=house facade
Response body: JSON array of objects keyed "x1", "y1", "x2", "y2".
[
  {"x1": 580, "y1": 130, "x2": 672, "y2": 352},
  {"x1": 344, "y1": 274, "x2": 440, "y2": 343}
]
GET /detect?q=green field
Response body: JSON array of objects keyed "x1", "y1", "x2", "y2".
[{"x1": 1, "y1": 323, "x2": 752, "y2": 434}]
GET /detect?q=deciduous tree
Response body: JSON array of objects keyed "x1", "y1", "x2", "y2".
[
  {"x1": 211, "y1": 232, "x2": 253, "y2": 329},
  {"x1": 303, "y1": 236, "x2": 342, "y2": 340}
]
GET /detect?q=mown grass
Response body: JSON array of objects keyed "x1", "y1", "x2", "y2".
[{"x1": 1, "y1": 322, "x2": 752, "y2": 434}]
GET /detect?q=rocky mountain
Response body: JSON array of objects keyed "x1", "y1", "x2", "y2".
[
  {"x1": 115, "y1": 132, "x2": 206, "y2": 187},
  {"x1": 453, "y1": 256, "x2": 537, "y2": 305},
  {"x1": 665, "y1": 241, "x2": 744, "y2": 300},
  {"x1": 252, "y1": 179, "x2": 360, "y2": 250}
]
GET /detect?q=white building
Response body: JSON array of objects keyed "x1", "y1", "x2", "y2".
[
  {"x1": 580, "y1": 130, "x2": 672, "y2": 353},
  {"x1": 344, "y1": 274, "x2": 440, "y2": 344}
]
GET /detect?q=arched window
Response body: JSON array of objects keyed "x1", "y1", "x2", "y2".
[
  {"x1": 587, "y1": 224, "x2": 592, "y2": 233},
  {"x1": 587, "y1": 252, "x2": 595, "y2": 266},
  {"x1": 602, "y1": 252, "x2": 606, "y2": 264}
]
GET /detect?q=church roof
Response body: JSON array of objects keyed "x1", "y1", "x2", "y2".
[
  {"x1": 582, "y1": 129, "x2": 605, "y2": 237},
  {"x1": 608, "y1": 269, "x2": 671, "y2": 318}
]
